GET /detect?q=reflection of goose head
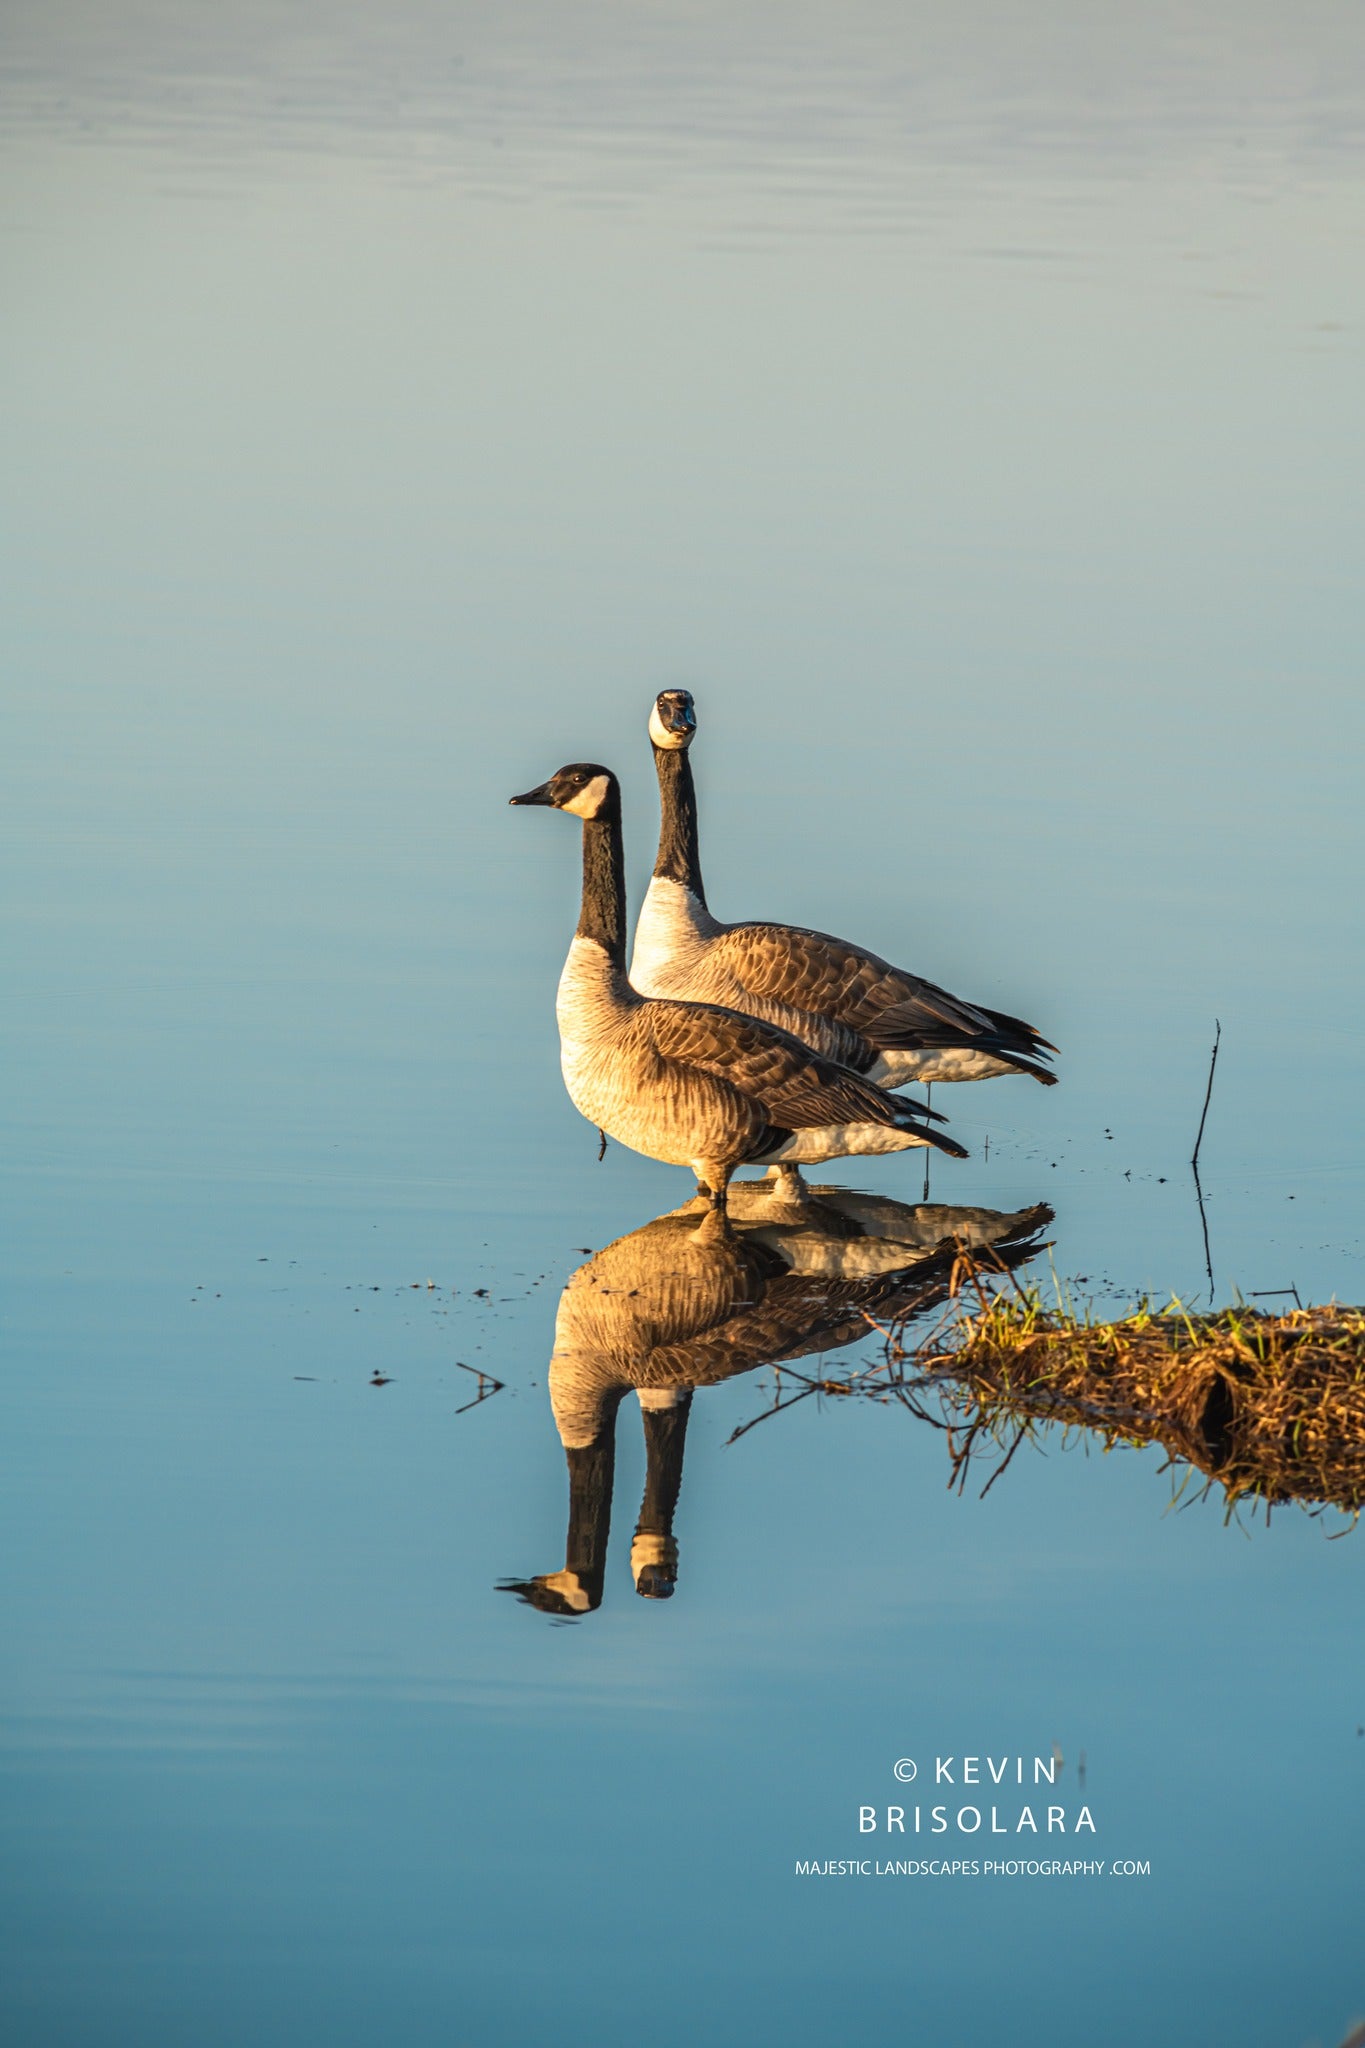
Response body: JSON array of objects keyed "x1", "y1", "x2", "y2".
[
  {"x1": 502, "y1": 1186, "x2": 1052, "y2": 1617},
  {"x1": 648, "y1": 688, "x2": 697, "y2": 752}
]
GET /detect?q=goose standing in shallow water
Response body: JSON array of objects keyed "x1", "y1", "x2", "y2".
[
  {"x1": 630, "y1": 690, "x2": 1058, "y2": 1091},
  {"x1": 509, "y1": 762, "x2": 966, "y2": 1212}
]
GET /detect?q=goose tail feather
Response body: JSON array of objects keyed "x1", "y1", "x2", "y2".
[
  {"x1": 893, "y1": 1105, "x2": 969, "y2": 1159},
  {"x1": 871, "y1": 1026, "x2": 1058, "y2": 1085}
]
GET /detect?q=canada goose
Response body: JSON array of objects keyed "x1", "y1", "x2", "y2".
[
  {"x1": 500, "y1": 1192, "x2": 1052, "y2": 1615},
  {"x1": 510, "y1": 762, "x2": 966, "y2": 1212},
  {"x1": 631, "y1": 690, "x2": 1058, "y2": 1090}
]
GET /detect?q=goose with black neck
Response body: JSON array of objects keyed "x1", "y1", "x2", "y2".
[
  {"x1": 509, "y1": 762, "x2": 966, "y2": 1213},
  {"x1": 631, "y1": 690, "x2": 1058, "y2": 1089}
]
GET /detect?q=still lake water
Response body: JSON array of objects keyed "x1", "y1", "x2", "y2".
[{"x1": 3, "y1": 6, "x2": 1364, "y2": 2042}]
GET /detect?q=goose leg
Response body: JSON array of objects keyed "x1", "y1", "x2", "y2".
[
  {"x1": 689, "y1": 1159, "x2": 736, "y2": 1238},
  {"x1": 691, "y1": 1158, "x2": 735, "y2": 1211}
]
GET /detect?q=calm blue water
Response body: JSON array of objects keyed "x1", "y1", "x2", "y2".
[{"x1": 3, "y1": 6, "x2": 1364, "y2": 2044}]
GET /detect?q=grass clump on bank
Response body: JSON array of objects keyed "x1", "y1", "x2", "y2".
[{"x1": 893, "y1": 1270, "x2": 1365, "y2": 1523}]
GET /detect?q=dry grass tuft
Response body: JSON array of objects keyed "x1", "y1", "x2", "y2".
[{"x1": 888, "y1": 1256, "x2": 1365, "y2": 1524}]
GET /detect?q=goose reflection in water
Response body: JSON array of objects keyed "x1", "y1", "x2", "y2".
[{"x1": 500, "y1": 1181, "x2": 1052, "y2": 1618}]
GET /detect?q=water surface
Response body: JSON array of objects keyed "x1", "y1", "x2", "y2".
[{"x1": 3, "y1": 6, "x2": 1364, "y2": 2043}]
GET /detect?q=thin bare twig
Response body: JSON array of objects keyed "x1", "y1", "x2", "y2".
[
  {"x1": 978, "y1": 1422, "x2": 1030, "y2": 1499},
  {"x1": 1191, "y1": 1019, "x2": 1221, "y2": 1172},
  {"x1": 1193, "y1": 1160, "x2": 1214, "y2": 1299},
  {"x1": 453, "y1": 1360, "x2": 505, "y2": 1415},
  {"x1": 725, "y1": 1385, "x2": 819, "y2": 1444},
  {"x1": 1189, "y1": 1020, "x2": 1222, "y2": 1295}
]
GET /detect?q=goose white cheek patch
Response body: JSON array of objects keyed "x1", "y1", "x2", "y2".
[
  {"x1": 562, "y1": 774, "x2": 611, "y2": 817},
  {"x1": 648, "y1": 705, "x2": 691, "y2": 750}
]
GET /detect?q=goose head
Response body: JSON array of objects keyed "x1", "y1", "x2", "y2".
[
  {"x1": 509, "y1": 762, "x2": 619, "y2": 820},
  {"x1": 648, "y1": 688, "x2": 696, "y2": 751}
]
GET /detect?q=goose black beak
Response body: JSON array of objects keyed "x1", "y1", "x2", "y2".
[
  {"x1": 656, "y1": 694, "x2": 696, "y2": 738},
  {"x1": 509, "y1": 782, "x2": 556, "y2": 807}
]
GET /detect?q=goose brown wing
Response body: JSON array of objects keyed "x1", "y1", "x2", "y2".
[
  {"x1": 643, "y1": 1213, "x2": 1054, "y2": 1389},
  {"x1": 713, "y1": 922, "x2": 1051, "y2": 1059},
  {"x1": 644, "y1": 1275, "x2": 880, "y2": 1388},
  {"x1": 646, "y1": 997, "x2": 910, "y2": 1130},
  {"x1": 709, "y1": 922, "x2": 902, "y2": 1024},
  {"x1": 862, "y1": 978, "x2": 1008, "y2": 1050},
  {"x1": 643, "y1": 1259, "x2": 978, "y2": 1387}
]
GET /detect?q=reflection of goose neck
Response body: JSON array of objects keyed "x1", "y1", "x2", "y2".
[
  {"x1": 652, "y1": 744, "x2": 705, "y2": 899},
  {"x1": 557, "y1": 1426, "x2": 620, "y2": 1612},
  {"x1": 501, "y1": 1391, "x2": 624, "y2": 1617},
  {"x1": 632, "y1": 1391, "x2": 693, "y2": 1599}
]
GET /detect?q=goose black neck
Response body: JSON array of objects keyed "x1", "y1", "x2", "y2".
[
  {"x1": 577, "y1": 804, "x2": 628, "y2": 967},
  {"x1": 652, "y1": 745, "x2": 705, "y2": 897}
]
